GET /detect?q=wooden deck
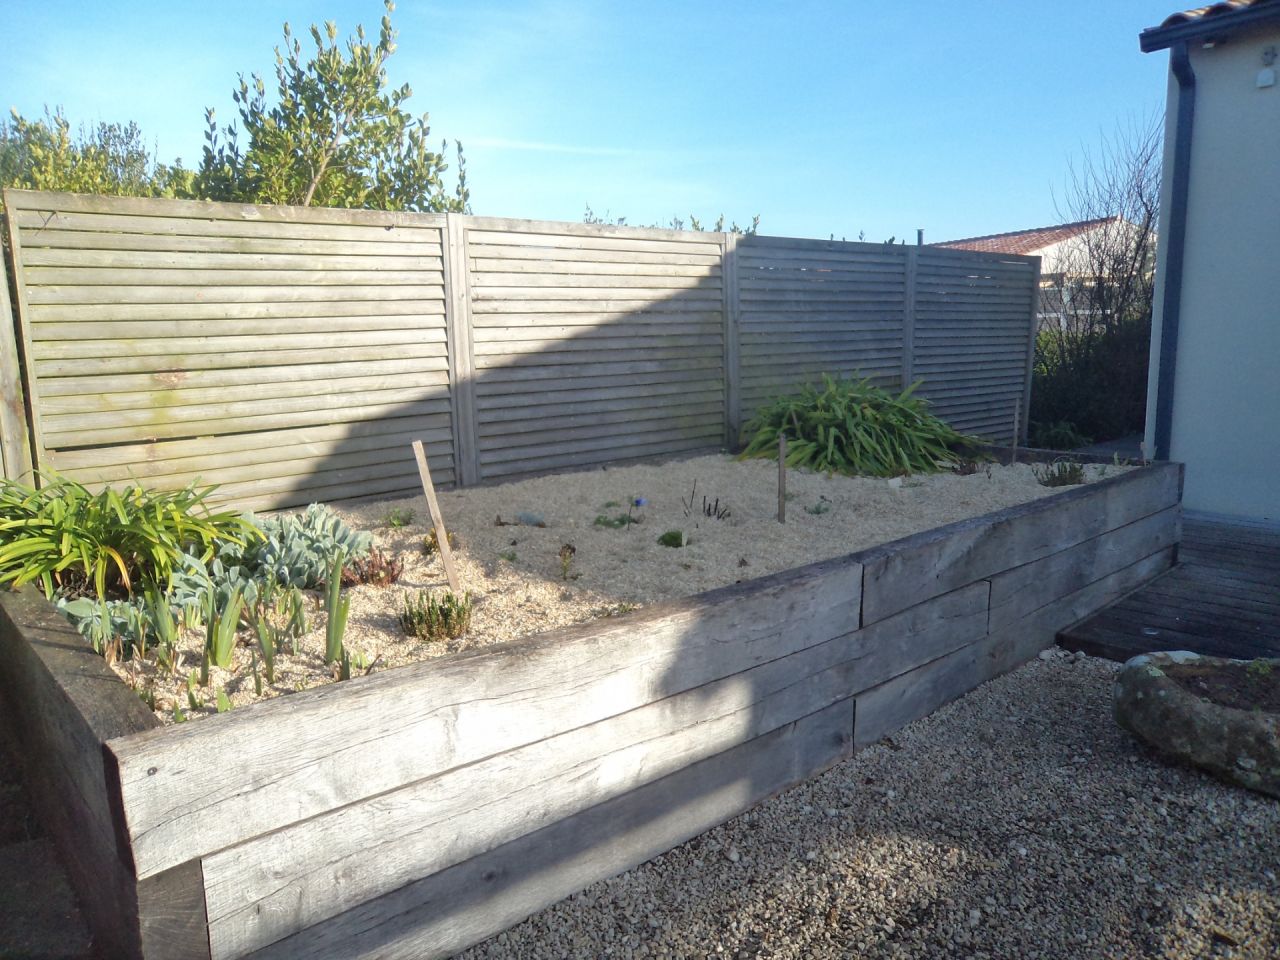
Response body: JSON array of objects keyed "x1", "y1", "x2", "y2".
[{"x1": 1059, "y1": 515, "x2": 1280, "y2": 662}]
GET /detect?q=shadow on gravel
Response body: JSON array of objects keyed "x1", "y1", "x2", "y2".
[{"x1": 459, "y1": 657, "x2": 1280, "y2": 959}]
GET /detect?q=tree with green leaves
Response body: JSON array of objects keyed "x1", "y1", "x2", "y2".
[
  {"x1": 0, "y1": 107, "x2": 192, "y2": 208},
  {"x1": 196, "y1": 0, "x2": 467, "y2": 212},
  {"x1": 584, "y1": 204, "x2": 759, "y2": 235}
]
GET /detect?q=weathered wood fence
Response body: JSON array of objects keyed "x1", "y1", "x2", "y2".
[
  {"x1": 1, "y1": 190, "x2": 1039, "y2": 508},
  {"x1": 0, "y1": 462, "x2": 1182, "y2": 959}
]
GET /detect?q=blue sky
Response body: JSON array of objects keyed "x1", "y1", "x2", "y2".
[{"x1": 6, "y1": 1, "x2": 1177, "y2": 242}]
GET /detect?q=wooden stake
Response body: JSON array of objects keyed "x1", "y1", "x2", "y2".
[
  {"x1": 777, "y1": 432, "x2": 787, "y2": 523},
  {"x1": 412, "y1": 440, "x2": 462, "y2": 595},
  {"x1": 1011, "y1": 403, "x2": 1021, "y2": 465}
]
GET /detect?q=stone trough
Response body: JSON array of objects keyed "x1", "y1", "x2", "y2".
[{"x1": 1114, "y1": 650, "x2": 1280, "y2": 798}]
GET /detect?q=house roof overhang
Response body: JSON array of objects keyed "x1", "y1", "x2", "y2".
[{"x1": 1140, "y1": 0, "x2": 1280, "y2": 52}]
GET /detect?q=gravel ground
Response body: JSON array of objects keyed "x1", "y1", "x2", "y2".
[{"x1": 461, "y1": 651, "x2": 1280, "y2": 960}]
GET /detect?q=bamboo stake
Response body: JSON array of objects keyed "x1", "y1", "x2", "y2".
[
  {"x1": 777, "y1": 432, "x2": 787, "y2": 523},
  {"x1": 411, "y1": 440, "x2": 461, "y2": 594}
]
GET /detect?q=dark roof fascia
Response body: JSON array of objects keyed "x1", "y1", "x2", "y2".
[{"x1": 1140, "y1": 5, "x2": 1280, "y2": 52}]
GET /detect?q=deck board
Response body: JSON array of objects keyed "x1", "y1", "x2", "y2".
[{"x1": 1058, "y1": 516, "x2": 1280, "y2": 661}]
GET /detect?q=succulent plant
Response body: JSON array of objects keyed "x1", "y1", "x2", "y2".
[{"x1": 399, "y1": 589, "x2": 473, "y2": 642}]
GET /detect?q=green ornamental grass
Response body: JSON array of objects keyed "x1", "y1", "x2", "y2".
[
  {"x1": 739, "y1": 374, "x2": 982, "y2": 477},
  {"x1": 0, "y1": 473, "x2": 258, "y2": 600}
]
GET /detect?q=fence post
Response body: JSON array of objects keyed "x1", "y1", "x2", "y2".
[
  {"x1": 1020, "y1": 256, "x2": 1042, "y2": 445},
  {"x1": 443, "y1": 212, "x2": 481, "y2": 486},
  {"x1": 721, "y1": 232, "x2": 742, "y2": 448},
  {"x1": 901, "y1": 245, "x2": 918, "y2": 390},
  {"x1": 0, "y1": 242, "x2": 32, "y2": 481},
  {"x1": 1, "y1": 198, "x2": 37, "y2": 481}
]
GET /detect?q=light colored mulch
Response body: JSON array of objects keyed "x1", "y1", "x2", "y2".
[{"x1": 119, "y1": 454, "x2": 1125, "y2": 721}]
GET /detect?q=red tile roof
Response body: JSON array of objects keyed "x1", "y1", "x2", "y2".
[
  {"x1": 933, "y1": 217, "x2": 1116, "y2": 256},
  {"x1": 1141, "y1": 0, "x2": 1280, "y2": 50},
  {"x1": 1160, "y1": 0, "x2": 1275, "y2": 28}
]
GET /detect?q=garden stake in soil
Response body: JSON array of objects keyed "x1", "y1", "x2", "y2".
[
  {"x1": 1011, "y1": 402, "x2": 1021, "y2": 466},
  {"x1": 411, "y1": 439, "x2": 462, "y2": 594},
  {"x1": 778, "y1": 432, "x2": 787, "y2": 523}
]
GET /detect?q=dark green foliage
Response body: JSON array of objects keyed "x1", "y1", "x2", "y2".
[
  {"x1": 1029, "y1": 420, "x2": 1093, "y2": 451},
  {"x1": 1032, "y1": 458, "x2": 1087, "y2": 487},
  {"x1": 399, "y1": 589, "x2": 473, "y2": 642},
  {"x1": 0, "y1": 473, "x2": 256, "y2": 600},
  {"x1": 657, "y1": 530, "x2": 687, "y2": 548},
  {"x1": 1029, "y1": 311, "x2": 1150, "y2": 450},
  {"x1": 0, "y1": 107, "x2": 193, "y2": 208},
  {"x1": 196, "y1": 0, "x2": 467, "y2": 212},
  {"x1": 740, "y1": 375, "x2": 980, "y2": 477}
]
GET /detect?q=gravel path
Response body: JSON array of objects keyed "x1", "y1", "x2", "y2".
[{"x1": 461, "y1": 651, "x2": 1280, "y2": 960}]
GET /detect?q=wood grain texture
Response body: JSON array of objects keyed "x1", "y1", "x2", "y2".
[
  {"x1": 0, "y1": 248, "x2": 32, "y2": 479},
  {"x1": 0, "y1": 586, "x2": 159, "y2": 959},
  {"x1": 987, "y1": 505, "x2": 1180, "y2": 630},
  {"x1": 108, "y1": 555, "x2": 863, "y2": 880},
  {"x1": 464, "y1": 222, "x2": 724, "y2": 479},
  {"x1": 136, "y1": 860, "x2": 212, "y2": 960},
  {"x1": 5, "y1": 190, "x2": 1044, "y2": 499},
  {"x1": 854, "y1": 545, "x2": 1177, "y2": 751},
  {"x1": 6, "y1": 190, "x2": 451, "y2": 508},
  {"x1": 204, "y1": 633, "x2": 861, "y2": 957},
  {"x1": 244, "y1": 699, "x2": 853, "y2": 960},
  {"x1": 860, "y1": 463, "x2": 1183, "y2": 625}
]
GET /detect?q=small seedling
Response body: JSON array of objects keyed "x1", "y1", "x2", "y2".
[
  {"x1": 657, "y1": 530, "x2": 688, "y2": 548},
  {"x1": 1033, "y1": 458, "x2": 1086, "y2": 487},
  {"x1": 399, "y1": 589, "x2": 473, "y2": 642},
  {"x1": 684, "y1": 481, "x2": 731, "y2": 521},
  {"x1": 515, "y1": 511, "x2": 546, "y2": 527},
  {"x1": 186, "y1": 670, "x2": 204, "y2": 710},
  {"x1": 498, "y1": 549, "x2": 517, "y2": 563},
  {"x1": 286, "y1": 587, "x2": 307, "y2": 651},
  {"x1": 324, "y1": 548, "x2": 351, "y2": 665},
  {"x1": 381, "y1": 506, "x2": 415, "y2": 528},
  {"x1": 599, "y1": 601, "x2": 640, "y2": 617},
  {"x1": 1247, "y1": 658, "x2": 1274, "y2": 679},
  {"x1": 205, "y1": 586, "x2": 245, "y2": 670},
  {"x1": 558, "y1": 543, "x2": 577, "y2": 580},
  {"x1": 172, "y1": 704, "x2": 187, "y2": 724},
  {"x1": 804, "y1": 498, "x2": 831, "y2": 515},
  {"x1": 255, "y1": 618, "x2": 277, "y2": 684},
  {"x1": 594, "y1": 513, "x2": 637, "y2": 529},
  {"x1": 251, "y1": 650, "x2": 263, "y2": 696},
  {"x1": 344, "y1": 547, "x2": 405, "y2": 587},
  {"x1": 423, "y1": 528, "x2": 461, "y2": 556},
  {"x1": 215, "y1": 688, "x2": 232, "y2": 713}
]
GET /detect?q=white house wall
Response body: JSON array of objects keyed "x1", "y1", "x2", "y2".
[{"x1": 1146, "y1": 25, "x2": 1280, "y2": 522}]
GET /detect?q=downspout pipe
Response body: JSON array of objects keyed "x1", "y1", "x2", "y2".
[{"x1": 1153, "y1": 40, "x2": 1196, "y2": 460}]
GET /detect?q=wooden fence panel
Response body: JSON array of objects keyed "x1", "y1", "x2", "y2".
[
  {"x1": 1, "y1": 191, "x2": 1041, "y2": 505},
  {"x1": 911, "y1": 249, "x2": 1039, "y2": 439},
  {"x1": 4, "y1": 190, "x2": 453, "y2": 510},
  {"x1": 735, "y1": 237, "x2": 907, "y2": 429},
  {"x1": 465, "y1": 218, "x2": 726, "y2": 478},
  {"x1": 0, "y1": 249, "x2": 32, "y2": 479}
]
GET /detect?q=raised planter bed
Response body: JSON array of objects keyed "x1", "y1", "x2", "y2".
[{"x1": 0, "y1": 461, "x2": 1182, "y2": 960}]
